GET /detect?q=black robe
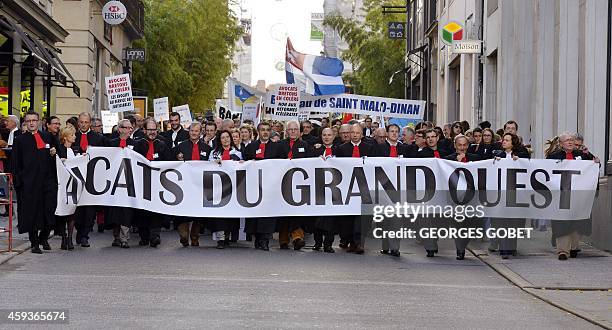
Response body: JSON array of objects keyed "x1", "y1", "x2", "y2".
[
  {"x1": 243, "y1": 140, "x2": 280, "y2": 235},
  {"x1": 175, "y1": 139, "x2": 212, "y2": 161},
  {"x1": 335, "y1": 141, "x2": 375, "y2": 158},
  {"x1": 160, "y1": 127, "x2": 189, "y2": 149},
  {"x1": 547, "y1": 149, "x2": 594, "y2": 237},
  {"x1": 104, "y1": 138, "x2": 137, "y2": 227},
  {"x1": 74, "y1": 130, "x2": 105, "y2": 154},
  {"x1": 373, "y1": 141, "x2": 407, "y2": 158},
  {"x1": 12, "y1": 131, "x2": 57, "y2": 234},
  {"x1": 417, "y1": 146, "x2": 451, "y2": 158}
]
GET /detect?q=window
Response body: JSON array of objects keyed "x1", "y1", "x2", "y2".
[{"x1": 104, "y1": 22, "x2": 113, "y2": 44}]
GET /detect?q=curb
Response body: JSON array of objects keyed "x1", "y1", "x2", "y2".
[
  {"x1": 0, "y1": 242, "x2": 31, "y2": 266},
  {"x1": 468, "y1": 248, "x2": 611, "y2": 329}
]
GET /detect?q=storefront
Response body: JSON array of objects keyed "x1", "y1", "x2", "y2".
[{"x1": 0, "y1": 1, "x2": 78, "y2": 119}]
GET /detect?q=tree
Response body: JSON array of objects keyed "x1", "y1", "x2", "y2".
[
  {"x1": 324, "y1": 0, "x2": 406, "y2": 99},
  {"x1": 132, "y1": 0, "x2": 242, "y2": 114}
]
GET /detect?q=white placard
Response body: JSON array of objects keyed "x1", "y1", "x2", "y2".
[
  {"x1": 266, "y1": 84, "x2": 300, "y2": 121},
  {"x1": 153, "y1": 97, "x2": 170, "y2": 122},
  {"x1": 172, "y1": 104, "x2": 192, "y2": 126},
  {"x1": 100, "y1": 110, "x2": 119, "y2": 134},
  {"x1": 105, "y1": 73, "x2": 134, "y2": 113}
]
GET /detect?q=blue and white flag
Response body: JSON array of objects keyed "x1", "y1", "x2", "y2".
[{"x1": 285, "y1": 38, "x2": 345, "y2": 95}]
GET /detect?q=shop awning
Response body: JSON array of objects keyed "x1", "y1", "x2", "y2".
[{"x1": 0, "y1": 15, "x2": 79, "y2": 96}]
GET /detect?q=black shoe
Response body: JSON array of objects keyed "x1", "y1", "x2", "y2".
[
  {"x1": 312, "y1": 243, "x2": 322, "y2": 251},
  {"x1": 41, "y1": 240, "x2": 51, "y2": 251},
  {"x1": 380, "y1": 249, "x2": 389, "y2": 255},
  {"x1": 67, "y1": 238, "x2": 74, "y2": 250},
  {"x1": 280, "y1": 243, "x2": 289, "y2": 250},
  {"x1": 323, "y1": 246, "x2": 335, "y2": 253},
  {"x1": 254, "y1": 239, "x2": 261, "y2": 249},
  {"x1": 80, "y1": 238, "x2": 90, "y2": 248},
  {"x1": 120, "y1": 242, "x2": 130, "y2": 249},
  {"x1": 569, "y1": 250, "x2": 578, "y2": 258},
  {"x1": 60, "y1": 237, "x2": 68, "y2": 250},
  {"x1": 112, "y1": 239, "x2": 121, "y2": 247},
  {"x1": 426, "y1": 250, "x2": 435, "y2": 257},
  {"x1": 501, "y1": 254, "x2": 509, "y2": 259},
  {"x1": 260, "y1": 239, "x2": 269, "y2": 251},
  {"x1": 139, "y1": 239, "x2": 149, "y2": 246},
  {"x1": 456, "y1": 250, "x2": 465, "y2": 260},
  {"x1": 293, "y1": 238, "x2": 305, "y2": 250},
  {"x1": 97, "y1": 225, "x2": 104, "y2": 233},
  {"x1": 339, "y1": 242, "x2": 349, "y2": 249},
  {"x1": 558, "y1": 254, "x2": 568, "y2": 261},
  {"x1": 149, "y1": 237, "x2": 161, "y2": 248},
  {"x1": 180, "y1": 238, "x2": 189, "y2": 247},
  {"x1": 31, "y1": 245, "x2": 42, "y2": 254},
  {"x1": 390, "y1": 250, "x2": 400, "y2": 257},
  {"x1": 216, "y1": 241, "x2": 225, "y2": 249}
]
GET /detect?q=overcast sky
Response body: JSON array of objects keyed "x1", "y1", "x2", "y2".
[{"x1": 239, "y1": 0, "x2": 324, "y2": 86}]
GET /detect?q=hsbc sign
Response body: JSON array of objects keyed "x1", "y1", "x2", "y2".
[{"x1": 102, "y1": 1, "x2": 127, "y2": 25}]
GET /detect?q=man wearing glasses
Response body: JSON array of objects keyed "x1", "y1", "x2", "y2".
[
  {"x1": 133, "y1": 119, "x2": 171, "y2": 247},
  {"x1": 12, "y1": 111, "x2": 58, "y2": 254},
  {"x1": 243, "y1": 122, "x2": 280, "y2": 251},
  {"x1": 105, "y1": 119, "x2": 137, "y2": 248}
]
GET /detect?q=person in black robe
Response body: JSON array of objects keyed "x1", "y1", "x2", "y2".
[
  {"x1": 160, "y1": 112, "x2": 189, "y2": 149},
  {"x1": 133, "y1": 119, "x2": 171, "y2": 247},
  {"x1": 73, "y1": 112, "x2": 106, "y2": 247},
  {"x1": 276, "y1": 121, "x2": 314, "y2": 250},
  {"x1": 12, "y1": 111, "x2": 58, "y2": 254},
  {"x1": 444, "y1": 135, "x2": 482, "y2": 260},
  {"x1": 335, "y1": 124, "x2": 375, "y2": 254},
  {"x1": 300, "y1": 120, "x2": 318, "y2": 146},
  {"x1": 373, "y1": 124, "x2": 408, "y2": 257},
  {"x1": 311, "y1": 128, "x2": 339, "y2": 253},
  {"x1": 491, "y1": 133, "x2": 530, "y2": 259},
  {"x1": 105, "y1": 119, "x2": 137, "y2": 248},
  {"x1": 547, "y1": 132, "x2": 598, "y2": 260},
  {"x1": 55, "y1": 125, "x2": 80, "y2": 250},
  {"x1": 418, "y1": 128, "x2": 451, "y2": 159},
  {"x1": 208, "y1": 130, "x2": 243, "y2": 249},
  {"x1": 174, "y1": 122, "x2": 212, "y2": 247},
  {"x1": 243, "y1": 122, "x2": 280, "y2": 251}
]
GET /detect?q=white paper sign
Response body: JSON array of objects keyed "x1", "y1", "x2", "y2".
[
  {"x1": 105, "y1": 73, "x2": 134, "y2": 113},
  {"x1": 153, "y1": 97, "x2": 170, "y2": 121},
  {"x1": 101, "y1": 110, "x2": 119, "y2": 134},
  {"x1": 172, "y1": 104, "x2": 192, "y2": 126},
  {"x1": 266, "y1": 84, "x2": 300, "y2": 121}
]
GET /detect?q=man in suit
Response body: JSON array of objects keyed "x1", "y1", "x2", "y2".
[
  {"x1": 174, "y1": 122, "x2": 212, "y2": 247},
  {"x1": 73, "y1": 112, "x2": 106, "y2": 247},
  {"x1": 277, "y1": 120, "x2": 313, "y2": 250},
  {"x1": 418, "y1": 128, "x2": 450, "y2": 159},
  {"x1": 300, "y1": 120, "x2": 318, "y2": 146},
  {"x1": 133, "y1": 118, "x2": 171, "y2": 247},
  {"x1": 204, "y1": 121, "x2": 218, "y2": 148},
  {"x1": 336, "y1": 124, "x2": 374, "y2": 254},
  {"x1": 12, "y1": 111, "x2": 58, "y2": 254},
  {"x1": 160, "y1": 112, "x2": 189, "y2": 149},
  {"x1": 243, "y1": 122, "x2": 280, "y2": 251},
  {"x1": 374, "y1": 124, "x2": 406, "y2": 257},
  {"x1": 362, "y1": 116, "x2": 374, "y2": 137}
]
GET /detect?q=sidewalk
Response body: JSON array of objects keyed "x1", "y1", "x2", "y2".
[
  {"x1": 469, "y1": 230, "x2": 612, "y2": 329},
  {"x1": 0, "y1": 209, "x2": 31, "y2": 265}
]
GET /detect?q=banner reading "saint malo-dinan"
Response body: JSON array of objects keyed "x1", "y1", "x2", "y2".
[{"x1": 56, "y1": 147, "x2": 599, "y2": 220}]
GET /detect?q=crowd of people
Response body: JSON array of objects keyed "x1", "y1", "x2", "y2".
[{"x1": 2, "y1": 110, "x2": 600, "y2": 261}]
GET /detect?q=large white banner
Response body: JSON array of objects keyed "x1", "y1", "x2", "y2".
[
  {"x1": 299, "y1": 93, "x2": 425, "y2": 120},
  {"x1": 56, "y1": 147, "x2": 599, "y2": 220}
]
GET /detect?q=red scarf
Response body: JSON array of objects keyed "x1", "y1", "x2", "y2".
[
  {"x1": 146, "y1": 140, "x2": 155, "y2": 160},
  {"x1": 119, "y1": 139, "x2": 127, "y2": 148},
  {"x1": 33, "y1": 132, "x2": 45, "y2": 149},
  {"x1": 222, "y1": 148, "x2": 231, "y2": 160},
  {"x1": 461, "y1": 156, "x2": 468, "y2": 163},
  {"x1": 565, "y1": 151, "x2": 574, "y2": 160},
  {"x1": 256, "y1": 142, "x2": 266, "y2": 159},
  {"x1": 390, "y1": 145, "x2": 397, "y2": 157},
  {"x1": 325, "y1": 146, "x2": 332, "y2": 157},
  {"x1": 287, "y1": 139, "x2": 295, "y2": 159},
  {"x1": 80, "y1": 132, "x2": 88, "y2": 152},
  {"x1": 191, "y1": 141, "x2": 200, "y2": 160},
  {"x1": 433, "y1": 150, "x2": 440, "y2": 158},
  {"x1": 352, "y1": 145, "x2": 360, "y2": 158}
]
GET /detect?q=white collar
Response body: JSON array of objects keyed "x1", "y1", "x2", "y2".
[
  {"x1": 351, "y1": 141, "x2": 361, "y2": 147},
  {"x1": 386, "y1": 139, "x2": 398, "y2": 146}
]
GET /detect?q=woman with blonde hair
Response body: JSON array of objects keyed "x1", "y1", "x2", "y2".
[{"x1": 56, "y1": 125, "x2": 79, "y2": 250}]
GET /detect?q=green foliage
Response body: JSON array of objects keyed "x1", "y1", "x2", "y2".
[
  {"x1": 324, "y1": 0, "x2": 406, "y2": 98},
  {"x1": 133, "y1": 0, "x2": 242, "y2": 114}
]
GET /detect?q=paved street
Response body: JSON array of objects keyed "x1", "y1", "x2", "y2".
[{"x1": 0, "y1": 229, "x2": 605, "y2": 329}]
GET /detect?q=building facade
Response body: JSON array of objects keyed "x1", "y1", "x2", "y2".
[
  {"x1": 1, "y1": 0, "x2": 79, "y2": 118},
  {"x1": 53, "y1": 0, "x2": 144, "y2": 120}
]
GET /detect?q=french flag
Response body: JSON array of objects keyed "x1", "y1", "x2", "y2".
[{"x1": 285, "y1": 38, "x2": 345, "y2": 95}]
